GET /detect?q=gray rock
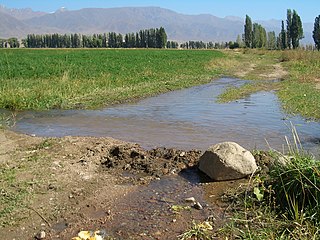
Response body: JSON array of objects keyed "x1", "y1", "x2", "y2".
[
  {"x1": 35, "y1": 230, "x2": 46, "y2": 239},
  {"x1": 193, "y1": 202, "x2": 203, "y2": 210},
  {"x1": 185, "y1": 197, "x2": 196, "y2": 203},
  {"x1": 199, "y1": 142, "x2": 257, "y2": 181}
]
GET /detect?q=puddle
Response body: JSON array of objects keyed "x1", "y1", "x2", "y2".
[
  {"x1": 11, "y1": 78, "x2": 320, "y2": 155},
  {"x1": 80, "y1": 171, "x2": 225, "y2": 240}
]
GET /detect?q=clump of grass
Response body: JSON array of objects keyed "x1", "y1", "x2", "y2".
[
  {"x1": 178, "y1": 221, "x2": 213, "y2": 240},
  {"x1": 0, "y1": 112, "x2": 16, "y2": 129},
  {"x1": 217, "y1": 81, "x2": 280, "y2": 103},
  {"x1": 0, "y1": 168, "x2": 29, "y2": 227},
  {"x1": 218, "y1": 127, "x2": 320, "y2": 239},
  {"x1": 270, "y1": 126, "x2": 320, "y2": 225}
]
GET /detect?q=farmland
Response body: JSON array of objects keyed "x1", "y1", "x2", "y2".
[{"x1": 0, "y1": 49, "x2": 223, "y2": 110}]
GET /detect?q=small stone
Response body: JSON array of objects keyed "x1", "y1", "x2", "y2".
[
  {"x1": 193, "y1": 202, "x2": 203, "y2": 210},
  {"x1": 35, "y1": 230, "x2": 46, "y2": 239},
  {"x1": 179, "y1": 152, "x2": 186, "y2": 157},
  {"x1": 185, "y1": 197, "x2": 196, "y2": 203},
  {"x1": 206, "y1": 215, "x2": 216, "y2": 222},
  {"x1": 172, "y1": 219, "x2": 177, "y2": 223}
]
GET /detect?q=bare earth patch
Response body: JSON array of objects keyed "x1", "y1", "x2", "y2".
[
  {"x1": 237, "y1": 63, "x2": 256, "y2": 78},
  {"x1": 259, "y1": 63, "x2": 288, "y2": 80},
  {"x1": 2, "y1": 130, "x2": 233, "y2": 240}
]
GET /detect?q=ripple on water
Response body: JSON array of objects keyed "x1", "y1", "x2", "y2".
[{"x1": 12, "y1": 78, "x2": 320, "y2": 154}]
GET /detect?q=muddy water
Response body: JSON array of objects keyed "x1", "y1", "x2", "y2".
[{"x1": 12, "y1": 78, "x2": 319, "y2": 154}]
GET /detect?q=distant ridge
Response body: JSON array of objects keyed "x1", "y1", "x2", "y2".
[{"x1": 0, "y1": 6, "x2": 313, "y2": 44}]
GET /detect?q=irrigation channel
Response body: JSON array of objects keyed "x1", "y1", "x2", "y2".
[
  {"x1": 6, "y1": 78, "x2": 320, "y2": 238},
  {"x1": 12, "y1": 78, "x2": 320, "y2": 155}
]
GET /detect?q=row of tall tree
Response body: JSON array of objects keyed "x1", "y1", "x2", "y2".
[
  {"x1": 244, "y1": 9, "x2": 304, "y2": 50},
  {"x1": 23, "y1": 27, "x2": 167, "y2": 49}
]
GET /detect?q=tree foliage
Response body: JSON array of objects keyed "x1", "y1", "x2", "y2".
[
  {"x1": 267, "y1": 31, "x2": 276, "y2": 50},
  {"x1": 313, "y1": 15, "x2": 320, "y2": 50},
  {"x1": 244, "y1": 15, "x2": 253, "y2": 48},
  {"x1": 286, "y1": 9, "x2": 293, "y2": 49},
  {"x1": 252, "y1": 23, "x2": 267, "y2": 48},
  {"x1": 290, "y1": 10, "x2": 304, "y2": 49},
  {"x1": 24, "y1": 27, "x2": 168, "y2": 49},
  {"x1": 279, "y1": 20, "x2": 288, "y2": 50}
]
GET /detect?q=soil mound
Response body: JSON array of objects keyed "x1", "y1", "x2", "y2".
[{"x1": 101, "y1": 144, "x2": 202, "y2": 177}]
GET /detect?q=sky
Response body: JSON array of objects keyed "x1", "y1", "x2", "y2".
[{"x1": 0, "y1": 0, "x2": 319, "y2": 22}]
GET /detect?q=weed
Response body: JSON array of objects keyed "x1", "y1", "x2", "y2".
[
  {"x1": 218, "y1": 127, "x2": 320, "y2": 239},
  {"x1": 178, "y1": 221, "x2": 213, "y2": 240},
  {"x1": 0, "y1": 112, "x2": 16, "y2": 128}
]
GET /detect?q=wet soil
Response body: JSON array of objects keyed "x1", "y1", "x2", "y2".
[{"x1": 1, "y1": 129, "x2": 241, "y2": 240}]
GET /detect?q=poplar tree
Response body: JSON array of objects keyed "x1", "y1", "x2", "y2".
[
  {"x1": 280, "y1": 20, "x2": 288, "y2": 49},
  {"x1": 286, "y1": 9, "x2": 292, "y2": 49},
  {"x1": 291, "y1": 10, "x2": 303, "y2": 49},
  {"x1": 267, "y1": 31, "x2": 276, "y2": 50},
  {"x1": 313, "y1": 15, "x2": 320, "y2": 50},
  {"x1": 244, "y1": 15, "x2": 253, "y2": 48}
]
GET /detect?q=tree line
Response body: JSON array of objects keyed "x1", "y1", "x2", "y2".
[
  {"x1": 243, "y1": 9, "x2": 320, "y2": 50},
  {"x1": 21, "y1": 27, "x2": 167, "y2": 49},
  {"x1": 1, "y1": 13, "x2": 320, "y2": 50}
]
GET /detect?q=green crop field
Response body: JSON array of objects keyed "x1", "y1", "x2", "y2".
[{"x1": 0, "y1": 49, "x2": 224, "y2": 110}]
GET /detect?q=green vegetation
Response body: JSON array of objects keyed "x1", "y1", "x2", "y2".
[
  {"x1": 0, "y1": 138, "x2": 54, "y2": 227},
  {"x1": 219, "y1": 127, "x2": 320, "y2": 239},
  {"x1": 0, "y1": 168, "x2": 30, "y2": 227},
  {"x1": 244, "y1": 9, "x2": 304, "y2": 50},
  {"x1": 179, "y1": 221, "x2": 213, "y2": 240},
  {"x1": 278, "y1": 50, "x2": 320, "y2": 119},
  {"x1": 0, "y1": 49, "x2": 224, "y2": 110},
  {"x1": 24, "y1": 27, "x2": 168, "y2": 49},
  {"x1": 0, "y1": 112, "x2": 16, "y2": 129},
  {"x1": 216, "y1": 49, "x2": 320, "y2": 120},
  {"x1": 313, "y1": 15, "x2": 320, "y2": 51}
]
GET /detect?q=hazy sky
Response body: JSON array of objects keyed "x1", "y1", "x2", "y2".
[{"x1": 1, "y1": 0, "x2": 319, "y2": 22}]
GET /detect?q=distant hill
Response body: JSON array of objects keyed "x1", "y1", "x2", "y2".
[
  {"x1": 0, "y1": 11, "x2": 31, "y2": 38},
  {"x1": 0, "y1": 6, "x2": 314, "y2": 44},
  {"x1": 0, "y1": 5, "x2": 46, "y2": 20}
]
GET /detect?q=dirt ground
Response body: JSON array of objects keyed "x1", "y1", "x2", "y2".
[{"x1": 1, "y1": 129, "x2": 245, "y2": 240}]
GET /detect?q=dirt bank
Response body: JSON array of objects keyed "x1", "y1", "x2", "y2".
[{"x1": 2, "y1": 129, "x2": 231, "y2": 240}]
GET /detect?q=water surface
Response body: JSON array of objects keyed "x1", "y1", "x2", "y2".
[{"x1": 12, "y1": 78, "x2": 320, "y2": 154}]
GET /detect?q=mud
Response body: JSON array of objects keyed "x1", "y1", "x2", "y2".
[
  {"x1": 0, "y1": 130, "x2": 221, "y2": 240},
  {"x1": 101, "y1": 144, "x2": 201, "y2": 179}
]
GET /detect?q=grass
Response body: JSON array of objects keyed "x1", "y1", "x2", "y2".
[
  {"x1": 0, "y1": 138, "x2": 54, "y2": 227},
  {"x1": 217, "y1": 49, "x2": 320, "y2": 120},
  {"x1": 278, "y1": 50, "x2": 320, "y2": 120},
  {"x1": 0, "y1": 49, "x2": 224, "y2": 110},
  {"x1": 215, "y1": 49, "x2": 285, "y2": 103},
  {"x1": 217, "y1": 81, "x2": 281, "y2": 103},
  {"x1": 218, "y1": 128, "x2": 320, "y2": 239},
  {"x1": 178, "y1": 221, "x2": 213, "y2": 240},
  {"x1": 0, "y1": 167, "x2": 30, "y2": 227},
  {"x1": 0, "y1": 112, "x2": 16, "y2": 129}
]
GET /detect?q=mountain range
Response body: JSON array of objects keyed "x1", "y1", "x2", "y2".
[{"x1": 0, "y1": 5, "x2": 314, "y2": 44}]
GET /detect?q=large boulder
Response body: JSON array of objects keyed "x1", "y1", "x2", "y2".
[{"x1": 199, "y1": 142, "x2": 257, "y2": 181}]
